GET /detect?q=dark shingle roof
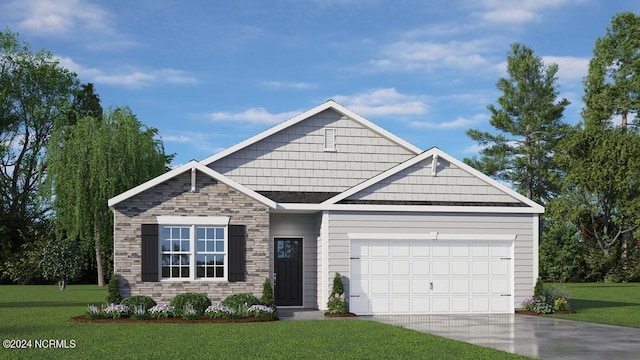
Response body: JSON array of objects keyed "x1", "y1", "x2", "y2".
[{"x1": 258, "y1": 191, "x2": 340, "y2": 203}]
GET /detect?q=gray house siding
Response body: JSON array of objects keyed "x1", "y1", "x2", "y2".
[
  {"x1": 346, "y1": 156, "x2": 521, "y2": 204},
  {"x1": 269, "y1": 213, "x2": 321, "y2": 308},
  {"x1": 112, "y1": 170, "x2": 271, "y2": 303},
  {"x1": 209, "y1": 109, "x2": 416, "y2": 192},
  {"x1": 324, "y1": 211, "x2": 535, "y2": 310}
]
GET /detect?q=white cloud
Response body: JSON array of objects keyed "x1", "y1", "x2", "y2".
[
  {"x1": 473, "y1": 0, "x2": 584, "y2": 25},
  {"x1": 333, "y1": 88, "x2": 429, "y2": 117},
  {"x1": 260, "y1": 81, "x2": 317, "y2": 90},
  {"x1": 409, "y1": 113, "x2": 487, "y2": 130},
  {"x1": 56, "y1": 56, "x2": 197, "y2": 88},
  {"x1": 161, "y1": 131, "x2": 225, "y2": 156},
  {"x1": 207, "y1": 108, "x2": 302, "y2": 125},
  {"x1": 5, "y1": 0, "x2": 111, "y2": 35},
  {"x1": 543, "y1": 56, "x2": 590, "y2": 84},
  {"x1": 370, "y1": 38, "x2": 494, "y2": 73}
]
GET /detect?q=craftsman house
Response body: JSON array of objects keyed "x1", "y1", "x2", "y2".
[{"x1": 108, "y1": 100, "x2": 543, "y2": 315}]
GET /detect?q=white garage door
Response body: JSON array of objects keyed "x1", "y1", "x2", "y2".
[{"x1": 349, "y1": 239, "x2": 512, "y2": 315}]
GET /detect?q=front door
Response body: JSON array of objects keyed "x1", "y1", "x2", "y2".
[{"x1": 274, "y1": 238, "x2": 303, "y2": 306}]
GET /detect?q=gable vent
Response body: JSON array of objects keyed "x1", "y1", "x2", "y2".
[{"x1": 324, "y1": 128, "x2": 336, "y2": 151}]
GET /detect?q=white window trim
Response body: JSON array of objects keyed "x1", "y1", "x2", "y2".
[
  {"x1": 158, "y1": 216, "x2": 230, "y2": 282},
  {"x1": 324, "y1": 128, "x2": 336, "y2": 151}
]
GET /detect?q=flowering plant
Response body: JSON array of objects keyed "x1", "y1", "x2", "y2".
[
  {"x1": 553, "y1": 297, "x2": 569, "y2": 311},
  {"x1": 520, "y1": 297, "x2": 538, "y2": 312},
  {"x1": 149, "y1": 304, "x2": 175, "y2": 319},
  {"x1": 86, "y1": 304, "x2": 103, "y2": 319},
  {"x1": 131, "y1": 305, "x2": 149, "y2": 320},
  {"x1": 205, "y1": 304, "x2": 237, "y2": 319},
  {"x1": 247, "y1": 304, "x2": 277, "y2": 318},
  {"x1": 181, "y1": 304, "x2": 200, "y2": 320},
  {"x1": 103, "y1": 303, "x2": 129, "y2": 318}
]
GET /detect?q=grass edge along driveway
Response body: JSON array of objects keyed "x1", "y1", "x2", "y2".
[{"x1": 0, "y1": 285, "x2": 529, "y2": 359}]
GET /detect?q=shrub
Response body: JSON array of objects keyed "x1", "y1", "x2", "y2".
[
  {"x1": 261, "y1": 278, "x2": 276, "y2": 308},
  {"x1": 544, "y1": 285, "x2": 571, "y2": 304},
  {"x1": 106, "y1": 273, "x2": 122, "y2": 304},
  {"x1": 121, "y1": 295, "x2": 157, "y2": 311},
  {"x1": 205, "y1": 304, "x2": 238, "y2": 319},
  {"x1": 222, "y1": 293, "x2": 261, "y2": 312},
  {"x1": 327, "y1": 272, "x2": 348, "y2": 314},
  {"x1": 533, "y1": 301, "x2": 553, "y2": 314},
  {"x1": 533, "y1": 277, "x2": 545, "y2": 299},
  {"x1": 170, "y1": 293, "x2": 211, "y2": 316},
  {"x1": 148, "y1": 304, "x2": 175, "y2": 319},
  {"x1": 103, "y1": 303, "x2": 129, "y2": 318}
]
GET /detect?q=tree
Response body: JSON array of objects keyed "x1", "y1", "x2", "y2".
[
  {"x1": 465, "y1": 43, "x2": 571, "y2": 204},
  {"x1": 0, "y1": 28, "x2": 78, "y2": 279},
  {"x1": 539, "y1": 219, "x2": 585, "y2": 282},
  {"x1": 69, "y1": 82, "x2": 103, "y2": 123},
  {"x1": 555, "y1": 127, "x2": 640, "y2": 270},
  {"x1": 41, "y1": 237, "x2": 85, "y2": 290},
  {"x1": 46, "y1": 107, "x2": 172, "y2": 286},
  {"x1": 583, "y1": 12, "x2": 640, "y2": 129}
]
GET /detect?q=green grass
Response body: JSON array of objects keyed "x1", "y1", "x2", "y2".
[
  {"x1": 0, "y1": 285, "x2": 527, "y2": 359},
  {"x1": 547, "y1": 282, "x2": 640, "y2": 328}
]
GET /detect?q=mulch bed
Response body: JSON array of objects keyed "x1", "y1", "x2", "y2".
[
  {"x1": 69, "y1": 315, "x2": 278, "y2": 323},
  {"x1": 515, "y1": 310, "x2": 576, "y2": 316},
  {"x1": 324, "y1": 312, "x2": 357, "y2": 318}
]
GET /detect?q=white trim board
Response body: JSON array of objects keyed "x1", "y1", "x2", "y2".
[{"x1": 348, "y1": 233, "x2": 517, "y2": 241}]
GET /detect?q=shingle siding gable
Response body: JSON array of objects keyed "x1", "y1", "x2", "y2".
[
  {"x1": 208, "y1": 109, "x2": 415, "y2": 192},
  {"x1": 346, "y1": 156, "x2": 523, "y2": 204}
]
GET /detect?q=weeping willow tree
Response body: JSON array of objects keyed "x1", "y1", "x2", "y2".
[{"x1": 45, "y1": 107, "x2": 172, "y2": 286}]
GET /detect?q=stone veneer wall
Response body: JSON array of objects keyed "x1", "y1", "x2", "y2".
[{"x1": 112, "y1": 170, "x2": 271, "y2": 303}]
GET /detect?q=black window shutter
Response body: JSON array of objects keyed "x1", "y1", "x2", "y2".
[
  {"x1": 228, "y1": 225, "x2": 246, "y2": 282},
  {"x1": 141, "y1": 224, "x2": 159, "y2": 282}
]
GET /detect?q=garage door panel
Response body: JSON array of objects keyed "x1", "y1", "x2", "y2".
[
  {"x1": 370, "y1": 279, "x2": 389, "y2": 294},
  {"x1": 371, "y1": 260, "x2": 389, "y2": 275},
  {"x1": 392, "y1": 260, "x2": 410, "y2": 275},
  {"x1": 451, "y1": 279, "x2": 470, "y2": 294},
  {"x1": 371, "y1": 242, "x2": 390, "y2": 257},
  {"x1": 391, "y1": 279, "x2": 410, "y2": 294},
  {"x1": 350, "y1": 239, "x2": 513, "y2": 315}
]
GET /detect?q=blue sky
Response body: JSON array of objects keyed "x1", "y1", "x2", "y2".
[{"x1": 1, "y1": 0, "x2": 638, "y2": 166}]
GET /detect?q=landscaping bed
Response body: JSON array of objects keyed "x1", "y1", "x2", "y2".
[
  {"x1": 324, "y1": 312, "x2": 357, "y2": 317},
  {"x1": 515, "y1": 310, "x2": 576, "y2": 316},
  {"x1": 70, "y1": 315, "x2": 278, "y2": 323}
]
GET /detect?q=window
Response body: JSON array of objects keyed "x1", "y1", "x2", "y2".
[
  {"x1": 324, "y1": 128, "x2": 336, "y2": 151},
  {"x1": 157, "y1": 216, "x2": 229, "y2": 281}
]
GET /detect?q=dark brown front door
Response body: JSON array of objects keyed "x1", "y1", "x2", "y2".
[{"x1": 274, "y1": 238, "x2": 303, "y2": 306}]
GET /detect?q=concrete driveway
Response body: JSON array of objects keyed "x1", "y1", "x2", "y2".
[{"x1": 369, "y1": 314, "x2": 640, "y2": 359}]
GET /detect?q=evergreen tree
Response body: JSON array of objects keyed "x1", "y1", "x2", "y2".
[{"x1": 465, "y1": 43, "x2": 570, "y2": 204}]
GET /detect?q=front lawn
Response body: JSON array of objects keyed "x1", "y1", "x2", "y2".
[
  {"x1": 548, "y1": 282, "x2": 640, "y2": 328},
  {"x1": 0, "y1": 285, "x2": 527, "y2": 359}
]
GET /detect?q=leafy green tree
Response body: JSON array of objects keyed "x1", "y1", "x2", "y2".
[
  {"x1": 583, "y1": 12, "x2": 640, "y2": 129},
  {"x1": 465, "y1": 43, "x2": 570, "y2": 204},
  {"x1": 0, "y1": 28, "x2": 78, "y2": 280},
  {"x1": 41, "y1": 237, "x2": 85, "y2": 290},
  {"x1": 46, "y1": 107, "x2": 172, "y2": 286},
  {"x1": 555, "y1": 127, "x2": 640, "y2": 266},
  {"x1": 539, "y1": 219, "x2": 585, "y2": 282},
  {"x1": 69, "y1": 82, "x2": 103, "y2": 123}
]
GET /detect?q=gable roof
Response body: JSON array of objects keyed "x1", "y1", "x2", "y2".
[
  {"x1": 107, "y1": 161, "x2": 277, "y2": 209},
  {"x1": 200, "y1": 100, "x2": 422, "y2": 165},
  {"x1": 320, "y1": 147, "x2": 544, "y2": 213}
]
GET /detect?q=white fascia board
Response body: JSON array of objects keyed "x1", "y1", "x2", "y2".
[
  {"x1": 322, "y1": 149, "x2": 437, "y2": 204},
  {"x1": 347, "y1": 232, "x2": 515, "y2": 241},
  {"x1": 200, "y1": 100, "x2": 421, "y2": 165},
  {"x1": 108, "y1": 161, "x2": 276, "y2": 209},
  {"x1": 277, "y1": 203, "x2": 544, "y2": 214}
]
